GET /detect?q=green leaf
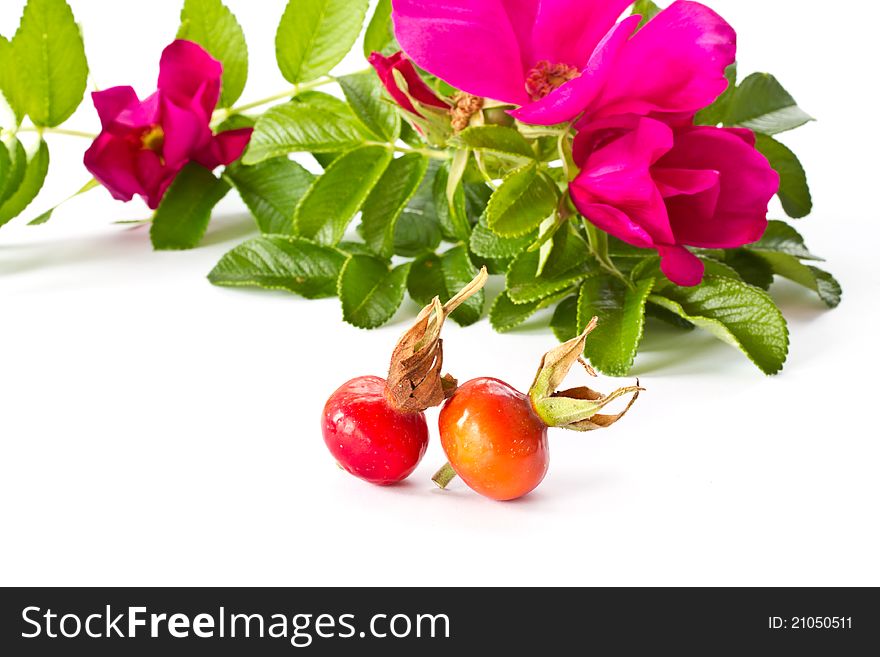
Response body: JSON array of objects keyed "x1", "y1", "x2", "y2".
[
  {"x1": 0, "y1": 142, "x2": 13, "y2": 207},
  {"x1": 151, "y1": 164, "x2": 231, "y2": 250},
  {"x1": 507, "y1": 226, "x2": 599, "y2": 304},
  {"x1": 399, "y1": 120, "x2": 423, "y2": 148},
  {"x1": 695, "y1": 63, "x2": 737, "y2": 126},
  {"x1": 746, "y1": 219, "x2": 821, "y2": 260},
  {"x1": 361, "y1": 153, "x2": 428, "y2": 259},
  {"x1": 295, "y1": 145, "x2": 391, "y2": 245},
  {"x1": 338, "y1": 241, "x2": 377, "y2": 257},
  {"x1": 608, "y1": 236, "x2": 655, "y2": 259},
  {"x1": 0, "y1": 137, "x2": 27, "y2": 207},
  {"x1": 464, "y1": 181, "x2": 492, "y2": 218},
  {"x1": 408, "y1": 246, "x2": 485, "y2": 326},
  {"x1": 490, "y1": 289, "x2": 568, "y2": 333},
  {"x1": 576, "y1": 277, "x2": 653, "y2": 376},
  {"x1": 0, "y1": 139, "x2": 49, "y2": 226},
  {"x1": 646, "y1": 302, "x2": 695, "y2": 330},
  {"x1": 725, "y1": 73, "x2": 813, "y2": 135},
  {"x1": 650, "y1": 276, "x2": 790, "y2": 375},
  {"x1": 752, "y1": 251, "x2": 842, "y2": 309},
  {"x1": 486, "y1": 163, "x2": 558, "y2": 237},
  {"x1": 724, "y1": 249, "x2": 774, "y2": 290},
  {"x1": 0, "y1": 36, "x2": 25, "y2": 124},
  {"x1": 244, "y1": 99, "x2": 367, "y2": 164},
  {"x1": 363, "y1": 0, "x2": 397, "y2": 58},
  {"x1": 490, "y1": 292, "x2": 536, "y2": 333},
  {"x1": 293, "y1": 90, "x2": 352, "y2": 114},
  {"x1": 226, "y1": 158, "x2": 314, "y2": 235},
  {"x1": 456, "y1": 126, "x2": 535, "y2": 159},
  {"x1": 338, "y1": 70, "x2": 400, "y2": 142},
  {"x1": 699, "y1": 257, "x2": 743, "y2": 281},
  {"x1": 178, "y1": 0, "x2": 248, "y2": 108},
  {"x1": 755, "y1": 134, "x2": 812, "y2": 219},
  {"x1": 275, "y1": 0, "x2": 369, "y2": 84},
  {"x1": 470, "y1": 220, "x2": 534, "y2": 260},
  {"x1": 432, "y1": 160, "x2": 471, "y2": 242},
  {"x1": 339, "y1": 255, "x2": 411, "y2": 329},
  {"x1": 551, "y1": 296, "x2": 579, "y2": 343},
  {"x1": 12, "y1": 0, "x2": 88, "y2": 127},
  {"x1": 216, "y1": 113, "x2": 256, "y2": 132},
  {"x1": 631, "y1": 0, "x2": 661, "y2": 28},
  {"x1": 312, "y1": 152, "x2": 339, "y2": 170},
  {"x1": 208, "y1": 236, "x2": 346, "y2": 298},
  {"x1": 394, "y1": 208, "x2": 442, "y2": 258},
  {"x1": 391, "y1": 166, "x2": 442, "y2": 257}
]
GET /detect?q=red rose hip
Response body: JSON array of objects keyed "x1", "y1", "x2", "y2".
[
  {"x1": 323, "y1": 376, "x2": 429, "y2": 485},
  {"x1": 439, "y1": 378, "x2": 549, "y2": 501},
  {"x1": 433, "y1": 318, "x2": 643, "y2": 501},
  {"x1": 321, "y1": 268, "x2": 488, "y2": 487}
]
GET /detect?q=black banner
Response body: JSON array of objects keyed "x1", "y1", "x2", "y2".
[{"x1": 1, "y1": 587, "x2": 876, "y2": 655}]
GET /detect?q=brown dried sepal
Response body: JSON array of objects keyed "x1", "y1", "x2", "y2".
[
  {"x1": 385, "y1": 268, "x2": 488, "y2": 413},
  {"x1": 550, "y1": 385, "x2": 642, "y2": 432}
]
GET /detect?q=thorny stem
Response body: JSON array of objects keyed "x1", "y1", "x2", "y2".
[{"x1": 432, "y1": 463, "x2": 458, "y2": 489}]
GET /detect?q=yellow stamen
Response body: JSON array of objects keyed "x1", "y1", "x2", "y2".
[{"x1": 141, "y1": 125, "x2": 165, "y2": 153}]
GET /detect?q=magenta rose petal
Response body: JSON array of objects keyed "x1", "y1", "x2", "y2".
[
  {"x1": 157, "y1": 39, "x2": 223, "y2": 114},
  {"x1": 392, "y1": 0, "x2": 529, "y2": 105},
  {"x1": 593, "y1": 0, "x2": 737, "y2": 119},
  {"x1": 195, "y1": 128, "x2": 255, "y2": 170},
  {"x1": 658, "y1": 245, "x2": 705, "y2": 287}
]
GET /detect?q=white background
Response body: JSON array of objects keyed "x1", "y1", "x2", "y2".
[{"x1": 1, "y1": 0, "x2": 878, "y2": 586}]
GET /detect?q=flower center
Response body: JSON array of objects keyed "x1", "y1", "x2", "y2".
[
  {"x1": 141, "y1": 125, "x2": 165, "y2": 153},
  {"x1": 525, "y1": 61, "x2": 581, "y2": 101},
  {"x1": 450, "y1": 93, "x2": 484, "y2": 132}
]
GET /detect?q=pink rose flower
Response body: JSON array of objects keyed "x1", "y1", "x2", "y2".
[
  {"x1": 392, "y1": 0, "x2": 735, "y2": 126},
  {"x1": 368, "y1": 51, "x2": 448, "y2": 117},
  {"x1": 84, "y1": 40, "x2": 253, "y2": 209},
  {"x1": 569, "y1": 115, "x2": 780, "y2": 287}
]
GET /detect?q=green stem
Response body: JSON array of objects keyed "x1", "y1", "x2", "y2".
[
  {"x1": 432, "y1": 463, "x2": 458, "y2": 489},
  {"x1": 472, "y1": 152, "x2": 498, "y2": 189},
  {"x1": 223, "y1": 88, "x2": 301, "y2": 116},
  {"x1": 518, "y1": 126, "x2": 566, "y2": 138},
  {"x1": 215, "y1": 67, "x2": 374, "y2": 120},
  {"x1": 584, "y1": 218, "x2": 632, "y2": 288},
  {"x1": 366, "y1": 141, "x2": 450, "y2": 161},
  {"x1": 15, "y1": 126, "x2": 97, "y2": 140},
  {"x1": 213, "y1": 78, "x2": 331, "y2": 121},
  {"x1": 558, "y1": 127, "x2": 578, "y2": 182}
]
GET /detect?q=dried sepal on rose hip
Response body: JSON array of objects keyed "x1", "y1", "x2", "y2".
[
  {"x1": 322, "y1": 268, "x2": 489, "y2": 486},
  {"x1": 433, "y1": 317, "x2": 643, "y2": 501},
  {"x1": 386, "y1": 268, "x2": 489, "y2": 412}
]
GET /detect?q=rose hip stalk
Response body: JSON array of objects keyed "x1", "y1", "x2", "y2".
[
  {"x1": 322, "y1": 268, "x2": 488, "y2": 486},
  {"x1": 433, "y1": 318, "x2": 642, "y2": 501}
]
